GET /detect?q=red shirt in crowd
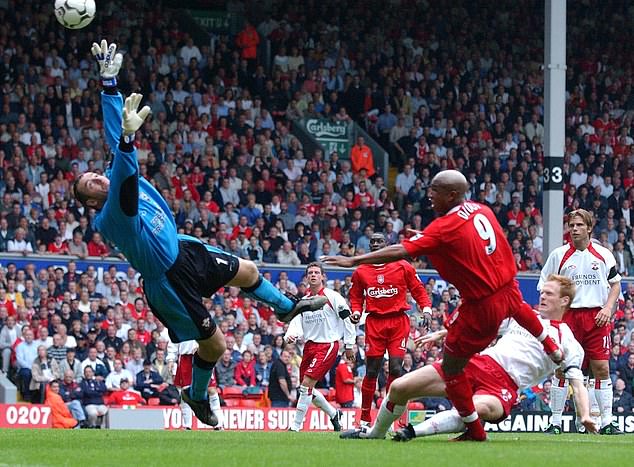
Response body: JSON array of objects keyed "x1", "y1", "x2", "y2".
[
  {"x1": 234, "y1": 359, "x2": 256, "y2": 386},
  {"x1": 335, "y1": 360, "x2": 354, "y2": 405},
  {"x1": 109, "y1": 390, "x2": 145, "y2": 406},
  {"x1": 349, "y1": 260, "x2": 431, "y2": 314},
  {"x1": 402, "y1": 201, "x2": 517, "y2": 301}
]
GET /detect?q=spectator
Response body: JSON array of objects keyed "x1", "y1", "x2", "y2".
[
  {"x1": 80, "y1": 366, "x2": 108, "y2": 428},
  {"x1": 335, "y1": 358, "x2": 355, "y2": 408},
  {"x1": 46, "y1": 381, "x2": 79, "y2": 429},
  {"x1": 269, "y1": 350, "x2": 294, "y2": 408},
  {"x1": 104, "y1": 359, "x2": 133, "y2": 391},
  {"x1": 59, "y1": 369, "x2": 85, "y2": 424},
  {"x1": 234, "y1": 350, "x2": 256, "y2": 387},
  {"x1": 613, "y1": 378, "x2": 633, "y2": 414},
  {"x1": 277, "y1": 241, "x2": 300, "y2": 266},
  {"x1": 134, "y1": 360, "x2": 164, "y2": 401},
  {"x1": 215, "y1": 349, "x2": 237, "y2": 388},
  {"x1": 30, "y1": 344, "x2": 55, "y2": 403},
  {"x1": 108, "y1": 378, "x2": 145, "y2": 406},
  {"x1": 350, "y1": 137, "x2": 375, "y2": 178},
  {"x1": 0, "y1": 315, "x2": 19, "y2": 373},
  {"x1": 15, "y1": 328, "x2": 37, "y2": 401}
]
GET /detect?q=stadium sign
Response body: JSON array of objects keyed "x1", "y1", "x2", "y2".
[
  {"x1": 304, "y1": 119, "x2": 351, "y2": 158},
  {"x1": 0, "y1": 404, "x2": 52, "y2": 428},
  {"x1": 187, "y1": 10, "x2": 242, "y2": 34},
  {"x1": 409, "y1": 410, "x2": 634, "y2": 433}
]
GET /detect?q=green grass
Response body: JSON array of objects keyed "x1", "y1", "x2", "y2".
[{"x1": 0, "y1": 430, "x2": 630, "y2": 467}]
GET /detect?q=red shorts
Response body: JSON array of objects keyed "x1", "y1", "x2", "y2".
[
  {"x1": 174, "y1": 354, "x2": 217, "y2": 388},
  {"x1": 434, "y1": 354, "x2": 519, "y2": 423},
  {"x1": 300, "y1": 341, "x2": 339, "y2": 382},
  {"x1": 444, "y1": 280, "x2": 524, "y2": 358},
  {"x1": 364, "y1": 312, "x2": 410, "y2": 359},
  {"x1": 564, "y1": 308, "x2": 610, "y2": 363}
]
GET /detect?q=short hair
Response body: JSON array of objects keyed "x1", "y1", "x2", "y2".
[
  {"x1": 546, "y1": 274, "x2": 576, "y2": 309},
  {"x1": 305, "y1": 262, "x2": 324, "y2": 276},
  {"x1": 72, "y1": 174, "x2": 89, "y2": 206},
  {"x1": 567, "y1": 209, "x2": 593, "y2": 229}
]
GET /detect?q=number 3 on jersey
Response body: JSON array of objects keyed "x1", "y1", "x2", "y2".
[{"x1": 473, "y1": 213, "x2": 497, "y2": 255}]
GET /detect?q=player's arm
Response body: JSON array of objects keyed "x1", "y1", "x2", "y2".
[
  {"x1": 92, "y1": 40, "x2": 124, "y2": 151},
  {"x1": 560, "y1": 330, "x2": 596, "y2": 431},
  {"x1": 105, "y1": 94, "x2": 150, "y2": 222},
  {"x1": 333, "y1": 291, "x2": 356, "y2": 355},
  {"x1": 283, "y1": 314, "x2": 302, "y2": 344},
  {"x1": 322, "y1": 243, "x2": 410, "y2": 268},
  {"x1": 348, "y1": 270, "x2": 364, "y2": 324},
  {"x1": 404, "y1": 262, "x2": 432, "y2": 314},
  {"x1": 597, "y1": 260, "x2": 622, "y2": 327},
  {"x1": 569, "y1": 377, "x2": 597, "y2": 433}
]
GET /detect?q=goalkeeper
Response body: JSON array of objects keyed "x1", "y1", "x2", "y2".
[{"x1": 71, "y1": 40, "x2": 327, "y2": 426}]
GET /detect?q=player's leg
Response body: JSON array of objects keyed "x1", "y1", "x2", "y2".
[
  {"x1": 406, "y1": 395, "x2": 504, "y2": 440},
  {"x1": 589, "y1": 358, "x2": 621, "y2": 434},
  {"x1": 192, "y1": 329, "x2": 225, "y2": 401},
  {"x1": 513, "y1": 301, "x2": 563, "y2": 362},
  {"x1": 341, "y1": 365, "x2": 444, "y2": 439},
  {"x1": 227, "y1": 257, "x2": 326, "y2": 322},
  {"x1": 291, "y1": 375, "x2": 319, "y2": 432},
  {"x1": 385, "y1": 313, "x2": 409, "y2": 392},
  {"x1": 361, "y1": 356, "x2": 383, "y2": 425},
  {"x1": 546, "y1": 372, "x2": 568, "y2": 434},
  {"x1": 208, "y1": 386, "x2": 225, "y2": 430}
]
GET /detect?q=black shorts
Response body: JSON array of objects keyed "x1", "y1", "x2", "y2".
[{"x1": 162, "y1": 239, "x2": 240, "y2": 340}]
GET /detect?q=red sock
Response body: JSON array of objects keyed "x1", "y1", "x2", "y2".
[
  {"x1": 512, "y1": 303, "x2": 546, "y2": 338},
  {"x1": 443, "y1": 371, "x2": 487, "y2": 441},
  {"x1": 513, "y1": 303, "x2": 560, "y2": 354},
  {"x1": 361, "y1": 377, "x2": 377, "y2": 423}
]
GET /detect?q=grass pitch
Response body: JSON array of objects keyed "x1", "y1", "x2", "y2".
[{"x1": 0, "y1": 430, "x2": 630, "y2": 467}]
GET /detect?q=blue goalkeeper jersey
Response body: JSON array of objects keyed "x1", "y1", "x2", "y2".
[{"x1": 93, "y1": 92, "x2": 178, "y2": 278}]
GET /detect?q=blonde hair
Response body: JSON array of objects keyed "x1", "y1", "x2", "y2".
[
  {"x1": 568, "y1": 209, "x2": 593, "y2": 229},
  {"x1": 546, "y1": 274, "x2": 576, "y2": 309}
]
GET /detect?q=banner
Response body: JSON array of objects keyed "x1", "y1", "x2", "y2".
[
  {"x1": 408, "y1": 410, "x2": 634, "y2": 433},
  {"x1": 304, "y1": 119, "x2": 352, "y2": 159},
  {"x1": 108, "y1": 407, "x2": 376, "y2": 431},
  {"x1": 0, "y1": 404, "x2": 52, "y2": 429},
  {"x1": 187, "y1": 10, "x2": 242, "y2": 34}
]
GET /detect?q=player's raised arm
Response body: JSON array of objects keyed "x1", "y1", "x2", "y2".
[
  {"x1": 105, "y1": 93, "x2": 151, "y2": 221},
  {"x1": 321, "y1": 243, "x2": 410, "y2": 268},
  {"x1": 347, "y1": 269, "x2": 365, "y2": 324},
  {"x1": 92, "y1": 40, "x2": 125, "y2": 151}
]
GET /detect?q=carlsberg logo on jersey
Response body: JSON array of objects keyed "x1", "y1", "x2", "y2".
[
  {"x1": 366, "y1": 286, "x2": 399, "y2": 298},
  {"x1": 306, "y1": 119, "x2": 347, "y2": 138}
]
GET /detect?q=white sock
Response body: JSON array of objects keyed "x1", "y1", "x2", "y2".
[
  {"x1": 367, "y1": 396, "x2": 405, "y2": 439},
  {"x1": 595, "y1": 379, "x2": 614, "y2": 428},
  {"x1": 585, "y1": 379, "x2": 600, "y2": 426},
  {"x1": 180, "y1": 399, "x2": 192, "y2": 429},
  {"x1": 292, "y1": 385, "x2": 313, "y2": 431},
  {"x1": 413, "y1": 409, "x2": 465, "y2": 437},
  {"x1": 209, "y1": 393, "x2": 224, "y2": 428},
  {"x1": 549, "y1": 377, "x2": 568, "y2": 426},
  {"x1": 312, "y1": 389, "x2": 337, "y2": 418}
]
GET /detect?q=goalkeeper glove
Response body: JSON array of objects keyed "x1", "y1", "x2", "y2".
[
  {"x1": 122, "y1": 93, "x2": 151, "y2": 137},
  {"x1": 91, "y1": 39, "x2": 123, "y2": 87}
]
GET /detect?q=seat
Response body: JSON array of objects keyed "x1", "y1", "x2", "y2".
[{"x1": 221, "y1": 386, "x2": 245, "y2": 398}]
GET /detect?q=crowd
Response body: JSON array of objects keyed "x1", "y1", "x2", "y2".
[{"x1": 2, "y1": 0, "x2": 634, "y2": 425}]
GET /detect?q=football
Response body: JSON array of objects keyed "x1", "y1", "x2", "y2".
[{"x1": 54, "y1": 0, "x2": 96, "y2": 29}]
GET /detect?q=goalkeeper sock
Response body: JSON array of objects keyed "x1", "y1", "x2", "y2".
[
  {"x1": 180, "y1": 398, "x2": 192, "y2": 429},
  {"x1": 242, "y1": 275, "x2": 294, "y2": 315},
  {"x1": 360, "y1": 377, "x2": 377, "y2": 423},
  {"x1": 367, "y1": 396, "x2": 405, "y2": 439},
  {"x1": 414, "y1": 409, "x2": 465, "y2": 437},
  {"x1": 209, "y1": 392, "x2": 224, "y2": 429},
  {"x1": 292, "y1": 385, "x2": 313, "y2": 431},
  {"x1": 549, "y1": 377, "x2": 568, "y2": 426},
  {"x1": 190, "y1": 353, "x2": 215, "y2": 401},
  {"x1": 594, "y1": 379, "x2": 614, "y2": 428},
  {"x1": 312, "y1": 388, "x2": 337, "y2": 418}
]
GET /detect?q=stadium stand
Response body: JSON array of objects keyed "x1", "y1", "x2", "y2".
[{"x1": 1, "y1": 0, "x2": 634, "y2": 419}]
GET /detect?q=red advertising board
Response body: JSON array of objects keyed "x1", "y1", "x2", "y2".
[
  {"x1": 0, "y1": 404, "x2": 52, "y2": 429},
  {"x1": 161, "y1": 407, "x2": 377, "y2": 431}
]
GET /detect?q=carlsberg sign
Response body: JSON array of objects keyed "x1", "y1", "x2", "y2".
[{"x1": 304, "y1": 119, "x2": 351, "y2": 158}]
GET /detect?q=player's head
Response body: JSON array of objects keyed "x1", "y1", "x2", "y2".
[
  {"x1": 428, "y1": 170, "x2": 469, "y2": 214},
  {"x1": 305, "y1": 262, "x2": 325, "y2": 287},
  {"x1": 538, "y1": 274, "x2": 576, "y2": 319},
  {"x1": 72, "y1": 172, "x2": 110, "y2": 210},
  {"x1": 369, "y1": 232, "x2": 386, "y2": 252},
  {"x1": 567, "y1": 209, "x2": 593, "y2": 243}
]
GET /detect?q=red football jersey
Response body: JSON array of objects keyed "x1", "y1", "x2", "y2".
[
  {"x1": 402, "y1": 201, "x2": 516, "y2": 301},
  {"x1": 349, "y1": 260, "x2": 431, "y2": 314}
]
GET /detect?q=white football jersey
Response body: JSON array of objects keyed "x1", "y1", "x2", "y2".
[
  {"x1": 285, "y1": 288, "x2": 356, "y2": 346},
  {"x1": 482, "y1": 316, "x2": 584, "y2": 390},
  {"x1": 538, "y1": 242, "x2": 621, "y2": 308},
  {"x1": 177, "y1": 340, "x2": 198, "y2": 356}
]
